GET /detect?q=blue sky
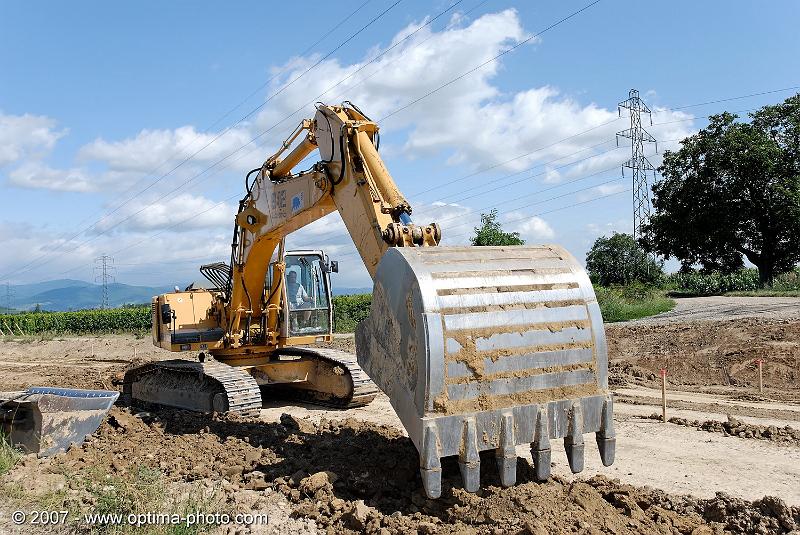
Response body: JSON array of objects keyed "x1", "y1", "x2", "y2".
[{"x1": 1, "y1": 1, "x2": 798, "y2": 290}]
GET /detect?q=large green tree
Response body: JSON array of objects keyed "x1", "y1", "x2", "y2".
[
  {"x1": 643, "y1": 95, "x2": 800, "y2": 284},
  {"x1": 471, "y1": 210, "x2": 525, "y2": 246}
]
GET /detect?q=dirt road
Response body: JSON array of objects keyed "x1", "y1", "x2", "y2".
[{"x1": 631, "y1": 296, "x2": 800, "y2": 323}]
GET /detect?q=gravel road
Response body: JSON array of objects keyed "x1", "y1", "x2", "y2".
[{"x1": 630, "y1": 296, "x2": 800, "y2": 323}]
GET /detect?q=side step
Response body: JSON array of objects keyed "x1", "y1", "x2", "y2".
[{"x1": 121, "y1": 359, "x2": 262, "y2": 417}]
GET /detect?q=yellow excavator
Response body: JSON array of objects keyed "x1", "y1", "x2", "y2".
[{"x1": 121, "y1": 102, "x2": 615, "y2": 498}]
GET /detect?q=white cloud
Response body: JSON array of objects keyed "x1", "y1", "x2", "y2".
[
  {"x1": 7, "y1": 161, "x2": 95, "y2": 192},
  {"x1": 78, "y1": 125, "x2": 255, "y2": 174},
  {"x1": 595, "y1": 183, "x2": 627, "y2": 196},
  {"x1": 0, "y1": 112, "x2": 66, "y2": 167},
  {"x1": 575, "y1": 181, "x2": 627, "y2": 202},
  {"x1": 506, "y1": 213, "x2": 555, "y2": 241},
  {"x1": 92, "y1": 193, "x2": 235, "y2": 233},
  {"x1": 254, "y1": 9, "x2": 696, "y2": 185}
]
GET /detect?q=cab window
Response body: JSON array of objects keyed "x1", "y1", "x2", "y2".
[{"x1": 284, "y1": 254, "x2": 330, "y2": 336}]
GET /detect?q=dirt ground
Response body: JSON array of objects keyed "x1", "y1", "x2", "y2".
[
  {"x1": 606, "y1": 317, "x2": 800, "y2": 394},
  {"x1": 2, "y1": 305, "x2": 800, "y2": 534}
]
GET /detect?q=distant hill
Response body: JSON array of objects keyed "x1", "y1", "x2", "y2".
[
  {"x1": 6, "y1": 279, "x2": 171, "y2": 312},
  {"x1": 332, "y1": 287, "x2": 372, "y2": 296}
]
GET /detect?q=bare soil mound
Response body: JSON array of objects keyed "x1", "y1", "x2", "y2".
[
  {"x1": 23, "y1": 407, "x2": 795, "y2": 534},
  {"x1": 643, "y1": 413, "x2": 800, "y2": 446},
  {"x1": 607, "y1": 318, "x2": 800, "y2": 390}
]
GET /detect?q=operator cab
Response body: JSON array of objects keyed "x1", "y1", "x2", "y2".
[{"x1": 269, "y1": 250, "x2": 338, "y2": 339}]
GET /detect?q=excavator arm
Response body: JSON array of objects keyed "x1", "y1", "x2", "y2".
[{"x1": 222, "y1": 103, "x2": 439, "y2": 347}]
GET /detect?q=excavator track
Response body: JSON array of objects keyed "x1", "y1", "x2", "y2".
[
  {"x1": 121, "y1": 359, "x2": 262, "y2": 417},
  {"x1": 272, "y1": 347, "x2": 380, "y2": 408}
]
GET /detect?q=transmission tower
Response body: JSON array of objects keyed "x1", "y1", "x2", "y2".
[
  {"x1": 94, "y1": 255, "x2": 115, "y2": 309},
  {"x1": 617, "y1": 89, "x2": 658, "y2": 240},
  {"x1": 4, "y1": 282, "x2": 13, "y2": 313}
]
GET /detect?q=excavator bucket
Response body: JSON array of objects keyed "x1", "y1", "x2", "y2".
[
  {"x1": 0, "y1": 387, "x2": 119, "y2": 457},
  {"x1": 356, "y1": 245, "x2": 614, "y2": 498}
]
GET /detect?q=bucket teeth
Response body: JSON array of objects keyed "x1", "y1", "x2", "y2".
[
  {"x1": 564, "y1": 401, "x2": 585, "y2": 474},
  {"x1": 531, "y1": 407, "x2": 551, "y2": 481},
  {"x1": 495, "y1": 412, "x2": 517, "y2": 487},
  {"x1": 420, "y1": 422, "x2": 442, "y2": 499},
  {"x1": 458, "y1": 417, "x2": 480, "y2": 492},
  {"x1": 596, "y1": 395, "x2": 616, "y2": 466}
]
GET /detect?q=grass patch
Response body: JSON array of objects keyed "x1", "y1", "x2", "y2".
[
  {"x1": 77, "y1": 465, "x2": 223, "y2": 535},
  {"x1": 595, "y1": 285, "x2": 675, "y2": 322},
  {"x1": 2, "y1": 463, "x2": 224, "y2": 535},
  {"x1": 0, "y1": 432, "x2": 22, "y2": 476}
]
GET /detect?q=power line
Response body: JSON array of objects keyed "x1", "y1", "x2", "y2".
[
  {"x1": 408, "y1": 117, "x2": 623, "y2": 199},
  {"x1": 100, "y1": 0, "x2": 405, "y2": 217},
  {"x1": 333, "y1": 187, "x2": 632, "y2": 258},
  {"x1": 2, "y1": 0, "x2": 484, "y2": 283},
  {"x1": 1, "y1": 0, "x2": 499, "y2": 284},
  {"x1": 444, "y1": 143, "x2": 622, "y2": 204},
  {"x1": 657, "y1": 85, "x2": 800, "y2": 112},
  {"x1": 89, "y1": 0, "x2": 386, "y2": 224},
  {"x1": 440, "y1": 187, "x2": 632, "y2": 244}
]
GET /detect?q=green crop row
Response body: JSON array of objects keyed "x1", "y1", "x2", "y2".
[
  {"x1": 0, "y1": 297, "x2": 370, "y2": 336},
  {"x1": 332, "y1": 287, "x2": 677, "y2": 330},
  {"x1": 0, "y1": 307, "x2": 151, "y2": 335}
]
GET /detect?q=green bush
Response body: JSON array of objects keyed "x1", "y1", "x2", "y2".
[
  {"x1": 332, "y1": 294, "x2": 372, "y2": 333},
  {"x1": 771, "y1": 268, "x2": 800, "y2": 291},
  {"x1": 0, "y1": 307, "x2": 150, "y2": 336},
  {"x1": 586, "y1": 233, "x2": 664, "y2": 286}
]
